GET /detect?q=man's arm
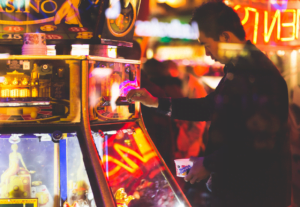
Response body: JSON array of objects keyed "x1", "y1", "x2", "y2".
[
  {"x1": 170, "y1": 92, "x2": 215, "y2": 121},
  {"x1": 127, "y1": 88, "x2": 216, "y2": 121}
]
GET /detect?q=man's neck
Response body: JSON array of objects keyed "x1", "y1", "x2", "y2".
[{"x1": 229, "y1": 40, "x2": 251, "y2": 66}]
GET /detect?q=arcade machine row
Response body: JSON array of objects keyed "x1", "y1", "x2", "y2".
[
  {"x1": 0, "y1": 55, "x2": 191, "y2": 207},
  {"x1": 0, "y1": 0, "x2": 140, "y2": 47},
  {"x1": 0, "y1": 56, "x2": 108, "y2": 207},
  {"x1": 0, "y1": 0, "x2": 191, "y2": 206}
]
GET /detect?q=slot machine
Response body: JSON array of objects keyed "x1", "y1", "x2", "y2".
[
  {"x1": 87, "y1": 56, "x2": 190, "y2": 207},
  {"x1": 0, "y1": 55, "x2": 191, "y2": 207},
  {"x1": 0, "y1": 0, "x2": 192, "y2": 206}
]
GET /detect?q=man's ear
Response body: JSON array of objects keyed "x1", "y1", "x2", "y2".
[{"x1": 219, "y1": 32, "x2": 230, "y2": 42}]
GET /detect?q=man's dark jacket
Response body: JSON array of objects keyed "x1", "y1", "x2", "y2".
[{"x1": 158, "y1": 41, "x2": 291, "y2": 207}]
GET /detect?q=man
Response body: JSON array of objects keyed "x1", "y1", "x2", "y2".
[{"x1": 127, "y1": 2, "x2": 291, "y2": 207}]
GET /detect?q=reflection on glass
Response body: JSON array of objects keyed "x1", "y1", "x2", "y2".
[
  {"x1": 89, "y1": 62, "x2": 140, "y2": 122},
  {"x1": 92, "y1": 123, "x2": 183, "y2": 207},
  {"x1": 66, "y1": 135, "x2": 95, "y2": 207},
  {"x1": 0, "y1": 133, "x2": 95, "y2": 207}
]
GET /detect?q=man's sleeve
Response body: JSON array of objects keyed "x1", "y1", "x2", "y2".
[{"x1": 158, "y1": 92, "x2": 216, "y2": 122}]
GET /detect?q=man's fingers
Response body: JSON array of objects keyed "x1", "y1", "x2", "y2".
[
  {"x1": 126, "y1": 89, "x2": 142, "y2": 102},
  {"x1": 190, "y1": 176, "x2": 198, "y2": 184},
  {"x1": 126, "y1": 89, "x2": 136, "y2": 100},
  {"x1": 129, "y1": 96, "x2": 144, "y2": 102},
  {"x1": 184, "y1": 171, "x2": 193, "y2": 182}
]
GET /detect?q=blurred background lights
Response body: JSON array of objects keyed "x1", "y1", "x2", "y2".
[
  {"x1": 71, "y1": 44, "x2": 89, "y2": 55},
  {"x1": 175, "y1": 202, "x2": 185, "y2": 207},
  {"x1": 91, "y1": 68, "x2": 113, "y2": 78},
  {"x1": 146, "y1": 49, "x2": 154, "y2": 59},
  {"x1": 47, "y1": 45, "x2": 56, "y2": 56},
  {"x1": 156, "y1": 0, "x2": 186, "y2": 8},
  {"x1": 0, "y1": 54, "x2": 9, "y2": 58},
  {"x1": 108, "y1": 46, "x2": 117, "y2": 58},
  {"x1": 277, "y1": 50, "x2": 285, "y2": 56},
  {"x1": 105, "y1": 0, "x2": 121, "y2": 19},
  {"x1": 182, "y1": 59, "x2": 190, "y2": 65}
]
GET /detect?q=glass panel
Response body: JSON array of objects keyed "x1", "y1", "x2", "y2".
[
  {"x1": 0, "y1": 134, "x2": 55, "y2": 206},
  {"x1": 92, "y1": 123, "x2": 186, "y2": 207},
  {"x1": 0, "y1": 59, "x2": 80, "y2": 123},
  {"x1": 66, "y1": 134, "x2": 96, "y2": 207},
  {"x1": 89, "y1": 61, "x2": 140, "y2": 122},
  {"x1": 0, "y1": 133, "x2": 95, "y2": 207}
]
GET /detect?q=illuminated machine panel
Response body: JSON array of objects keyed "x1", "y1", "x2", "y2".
[
  {"x1": 0, "y1": 133, "x2": 95, "y2": 207},
  {"x1": 0, "y1": 57, "x2": 80, "y2": 123},
  {"x1": 88, "y1": 58, "x2": 190, "y2": 207},
  {"x1": 88, "y1": 58, "x2": 140, "y2": 123},
  {"x1": 0, "y1": 0, "x2": 141, "y2": 45},
  {"x1": 91, "y1": 123, "x2": 189, "y2": 207}
]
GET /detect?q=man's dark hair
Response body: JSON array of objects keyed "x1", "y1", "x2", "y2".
[{"x1": 191, "y1": 2, "x2": 246, "y2": 41}]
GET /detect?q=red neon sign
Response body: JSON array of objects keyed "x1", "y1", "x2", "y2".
[{"x1": 234, "y1": 5, "x2": 300, "y2": 45}]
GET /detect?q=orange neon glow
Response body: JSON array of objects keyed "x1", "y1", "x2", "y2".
[
  {"x1": 132, "y1": 128, "x2": 153, "y2": 154},
  {"x1": 234, "y1": 5, "x2": 300, "y2": 44},
  {"x1": 234, "y1": 6, "x2": 258, "y2": 44},
  {"x1": 102, "y1": 129, "x2": 158, "y2": 176},
  {"x1": 234, "y1": 5, "x2": 249, "y2": 25},
  {"x1": 296, "y1": 9, "x2": 300, "y2": 39},
  {"x1": 247, "y1": 7, "x2": 259, "y2": 44},
  {"x1": 281, "y1": 9, "x2": 296, "y2": 41},
  {"x1": 264, "y1": 10, "x2": 281, "y2": 43}
]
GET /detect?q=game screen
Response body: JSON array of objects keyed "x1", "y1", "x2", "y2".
[
  {"x1": 0, "y1": 58, "x2": 80, "y2": 123},
  {"x1": 91, "y1": 122, "x2": 186, "y2": 207},
  {"x1": 89, "y1": 60, "x2": 140, "y2": 123}
]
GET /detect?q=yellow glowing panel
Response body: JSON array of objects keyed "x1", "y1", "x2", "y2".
[{"x1": 0, "y1": 198, "x2": 38, "y2": 207}]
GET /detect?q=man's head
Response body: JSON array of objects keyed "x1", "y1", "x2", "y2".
[{"x1": 191, "y1": 2, "x2": 246, "y2": 64}]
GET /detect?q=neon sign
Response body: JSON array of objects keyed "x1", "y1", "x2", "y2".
[
  {"x1": 234, "y1": 5, "x2": 300, "y2": 44},
  {"x1": 0, "y1": 0, "x2": 89, "y2": 26},
  {"x1": 134, "y1": 18, "x2": 199, "y2": 40},
  {"x1": 0, "y1": 0, "x2": 58, "y2": 14}
]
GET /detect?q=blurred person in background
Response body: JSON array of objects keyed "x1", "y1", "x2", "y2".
[
  {"x1": 164, "y1": 60, "x2": 211, "y2": 206},
  {"x1": 164, "y1": 60, "x2": 207, "y2": 158},
  {"x1": 143, "y1": 58, "x2": 183, "y2": 99},
  {"x1": 126, "y1": 2, "x2": 291, "y2": 207},
  {"x1": 141, "y1": 58, "x2": 182, "y2": 175}
]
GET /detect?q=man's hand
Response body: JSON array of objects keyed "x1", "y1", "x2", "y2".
[
  {"x1": 126, "y1": 88, "x2": 159, "y2": 108},
  {"x1": 184, "y1": 157, "x2": 210, "y2": 184}
]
